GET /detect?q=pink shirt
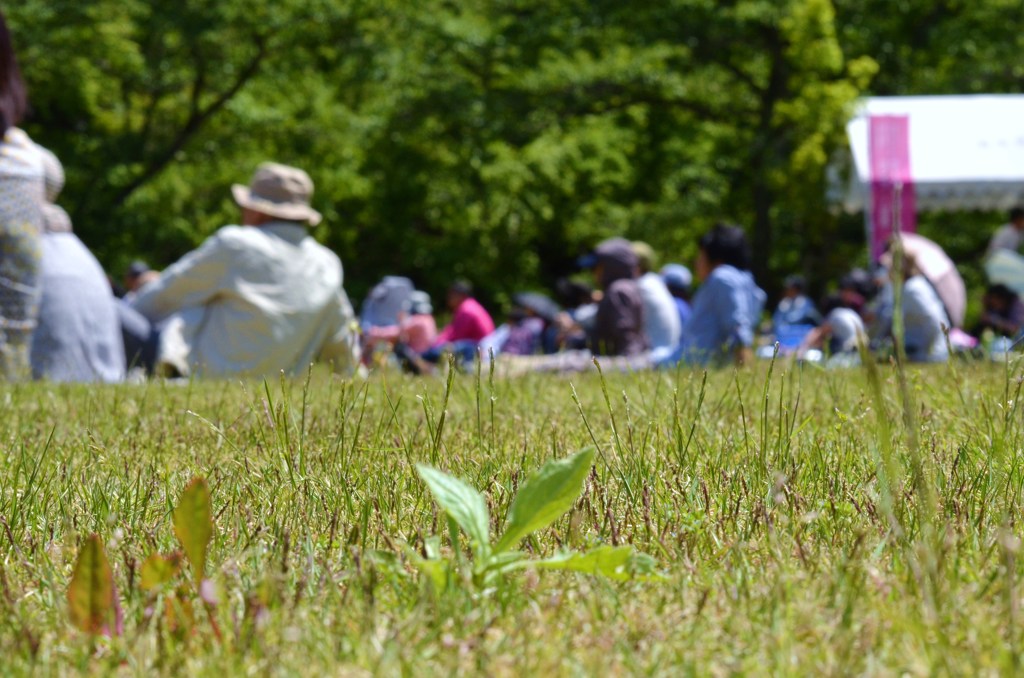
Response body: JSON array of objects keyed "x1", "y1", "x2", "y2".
[
  {"x1": 434, "y1": 297, "x2": 495, "y2": 346},
  {"x1": 366, "y1": 314, "x2": 438, "y2": 353}
]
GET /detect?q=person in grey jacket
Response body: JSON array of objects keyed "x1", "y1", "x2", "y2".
[
  {"x1": 588, "y1": 237, "x2": 648, "y2": 357},
  {"x1": 31, "y1": 150, "x2": 124, "y2": 382}
]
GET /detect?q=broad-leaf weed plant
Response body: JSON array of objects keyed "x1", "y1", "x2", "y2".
[{"x1": 414, "y1": 447, "x2": 660, "y2": 591}]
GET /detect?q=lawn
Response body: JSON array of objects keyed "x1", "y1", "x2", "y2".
[{"x1": 1, "y1": 357, "x2": 1022, "y2": 675}]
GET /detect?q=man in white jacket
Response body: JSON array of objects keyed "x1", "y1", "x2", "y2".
[{"x1": 126, "y1": 162, "x2": 360, "y2": 378}]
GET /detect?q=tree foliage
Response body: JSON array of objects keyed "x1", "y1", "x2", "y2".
[{"x1": 8, "y1": 0, "x2": 1013, "y2": 307}]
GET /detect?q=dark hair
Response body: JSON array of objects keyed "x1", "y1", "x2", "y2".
[
  {"x1": 839, "y1": 268, "x2": 875, "y2": 300},
  {"x1": 555, "y1": 277, "x2": 595, "y2": 308},
  {"x1": 783, "y1": 274, "x2": 806, "y2": 292},
  {"x1": 698, "y1": 223, "x2": 751, "y2": 270},
  {"x1": 819, "y1": 292, "x2": 846, "y2": 315},
  {"x1": 0, "y1": 11, "x2": 27, "y2": 135},
  {"x1": 1011, "y1": 207, "x2": 1024, "y2": 222},
  {"x1": 126, "y1": 260, "x2": 150, "y2": 278},
  {"x1": 987, "y1": 283, "x2": 1019, "y2": 305},
  {"x1": 449, "y1": 279, "x2": 473, "y2": 297}
]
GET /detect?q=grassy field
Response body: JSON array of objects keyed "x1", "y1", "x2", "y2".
[{"x1": 1, "y1": 356, "x2": 1023, "y2": 675}]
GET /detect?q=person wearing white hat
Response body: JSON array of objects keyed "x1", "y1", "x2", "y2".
[
  {"x1": 126, "y1": 162, "x2": 360, "y2": 377},
  {"x1": 660, "y1": 263, "x2": 693, "y2": 329}
]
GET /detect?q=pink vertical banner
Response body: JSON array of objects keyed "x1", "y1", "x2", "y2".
[{"x1": 869, "y1": 115, "x2": 916, "y2": 261}]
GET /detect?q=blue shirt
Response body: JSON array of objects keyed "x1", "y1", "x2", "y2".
[
  {"x1": 772, "y1": 294, "x2": 821, "y2": 330},
  {"x1": 673, "y1": 297, "x2": 692, "y2": 328},
  {"x1": 661, "y1": 265, "x2": 765, "y2": 366},
  {"x1": 772, "y1": 294, "x2": 819, "y2": 350}
]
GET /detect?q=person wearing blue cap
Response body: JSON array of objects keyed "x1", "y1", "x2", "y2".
[{"x1": 660, "y1": 263, "x2": 693, "y2": 329}]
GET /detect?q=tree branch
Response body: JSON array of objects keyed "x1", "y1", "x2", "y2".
[
  {"x1": 717, "y1": 59, "x2": 766, "y2": 96},
  {"x1": 109, "y1": 36, "x2": 267, "y2": 210}
]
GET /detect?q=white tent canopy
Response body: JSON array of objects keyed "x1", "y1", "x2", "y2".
[{"x1": 839, "y1": 95, "x2": 1024, "y2": 213}]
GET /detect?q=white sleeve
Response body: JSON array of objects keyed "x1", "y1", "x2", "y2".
[
  {"x1": 318, "y1": 287, "x2": 362, "y2": 374},
  {"x1": 130, "y1": 233, "x2": 233, "y2": 322}
]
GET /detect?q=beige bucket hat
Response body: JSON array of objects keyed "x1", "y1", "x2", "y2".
[{"x1": 231, "y1": 162, "x2": 322, "y2": 225}]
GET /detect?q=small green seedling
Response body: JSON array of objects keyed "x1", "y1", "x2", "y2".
[
  {"x1": 414, "y1": 447, "x2": 660, "y2": 590},
  {"x1": 67, "y1": 477, "x2": 220, "y2": 643}
]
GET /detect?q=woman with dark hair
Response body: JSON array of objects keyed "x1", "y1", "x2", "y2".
[
  {"x1": 0, "y1": 10, "x2": 46, "y2": 379},
  {"x1": 659, "y1": 223, "x2": 766, "y2": 367}
]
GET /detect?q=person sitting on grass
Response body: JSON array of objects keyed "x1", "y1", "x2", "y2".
[
  {"x1": 477, "y1": 301, "x2": 545, "y2": 361},
  {"x1": 586, "y1": 238, "x2": 648, "y2": 357},
  {"x1": 888, "y1": 248, "x2": 949, "y2": 363},
  {"x1": 31, "y1": 150, "x2": 124, "y2": 383},
  {"x1": 551, "y1": 278, "x2": 600, "y2": 351},
  {"x1": 659, "y1": 223, "x2": 765, "y2": 367},
  {"x1": 837, "y1": 268, "x2": 874, "y2": 317},
  {"x1": 987, "y1": 207, "x2": 1024, "y2": 258},
  {"x1": 974, "y1": 284, "x2": 1024, "y2": 340},
  {"x1": 415, "y1": 280, "x2": 495, "y2": 367},
  {"x1": 363, "y1": 290, "x2": 437, "y2": 366},
  {"x1": 123, "y1": 162, "x2": 361, "y2": 378},
  {"x1": 0, "y1": 11, "x2": 46, "y2": 381},
  {"x1": 797, "y1": 293, "x2": 866, "y2": 366},
  {"x1": 660, "y1": 263, "x2": 693, "y2": 329},
  {"x1": 632, "y1": 241, "x2": 681, "y2": 362},
  {"x1": 772, "y1": 274, "x2": 821, "y2": 351},
  {"x1": 120, "y1": 260, "x2": 151, "y2": 298}
]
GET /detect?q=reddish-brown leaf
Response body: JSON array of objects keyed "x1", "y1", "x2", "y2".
[
  {"x1": 173, "y1": 477, "x2": 213, "y2": 586},
  {"x1": 139, "y1": 552, "x2": 183, "y2": 591},
  {"x1": 67, "y1": 534, "x2": 115, "y2": 635}
]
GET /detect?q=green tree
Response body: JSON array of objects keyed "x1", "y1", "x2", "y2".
[
  {"x1": 10, "y1": 0, "x2": 372, "y2": 267},
  {"x1": 10, "y1": 0, "x2": 881, "y2": 308}
]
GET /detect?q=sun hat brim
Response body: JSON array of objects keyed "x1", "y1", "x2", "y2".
[{"x1": 232, "y1": 184, "x2": 322, "y2": 226}]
